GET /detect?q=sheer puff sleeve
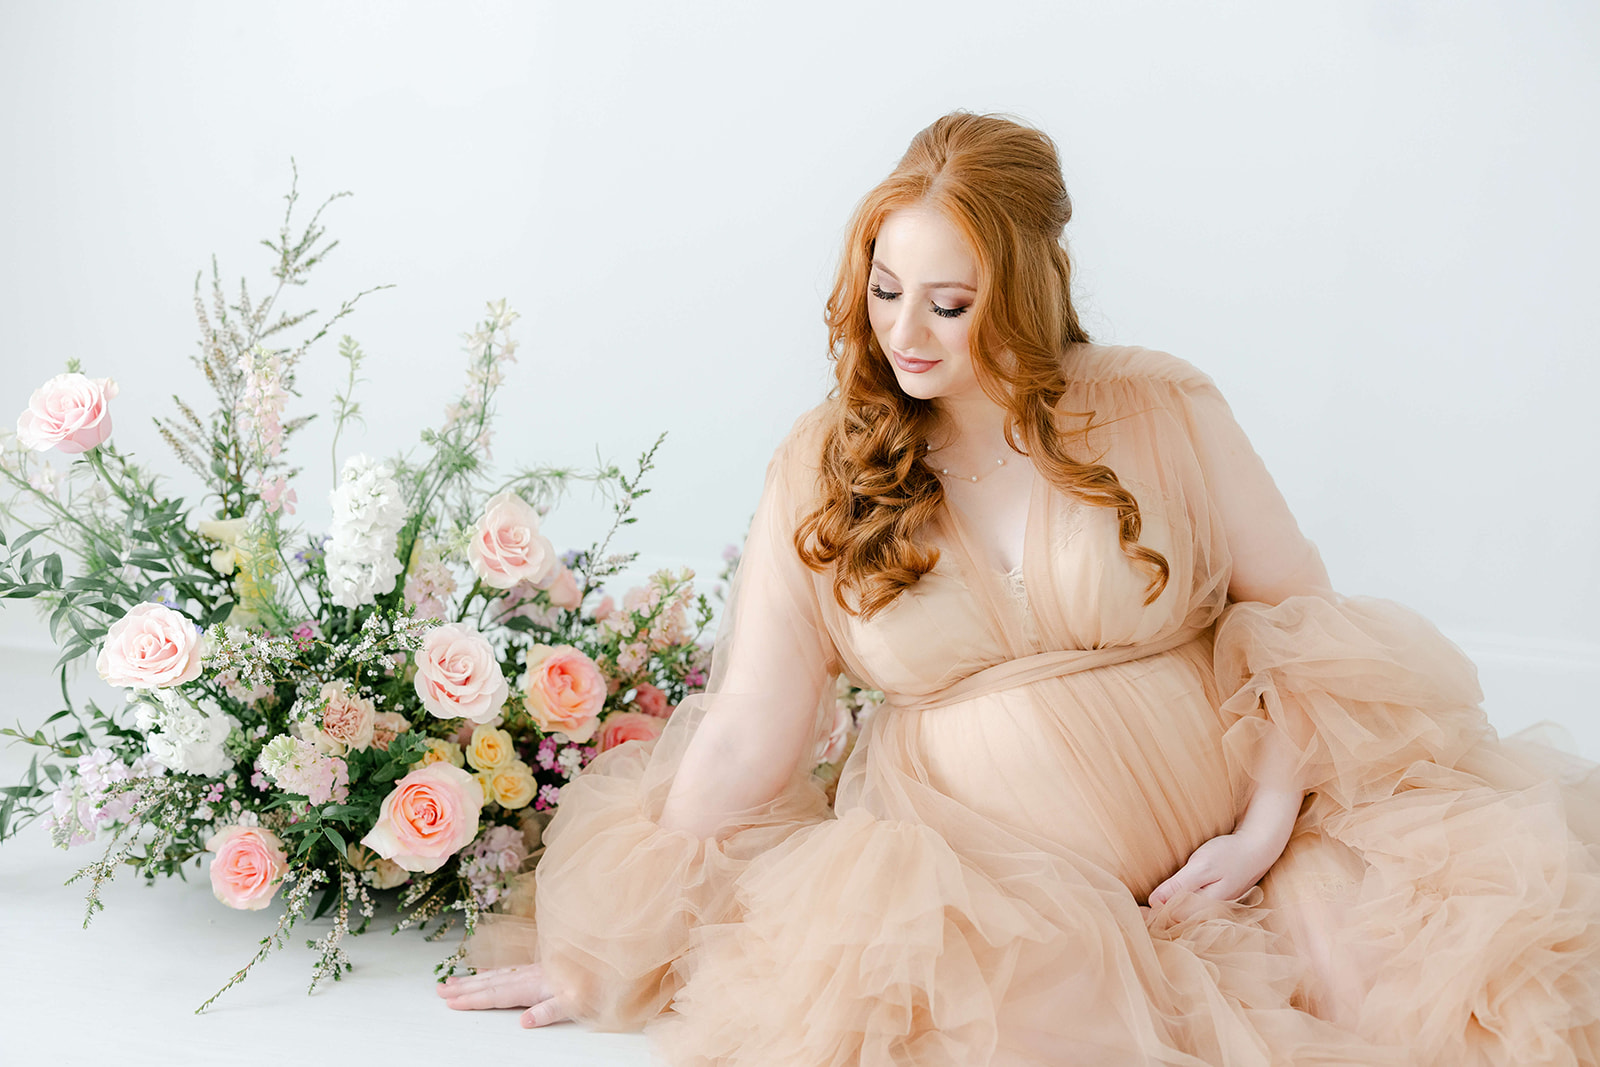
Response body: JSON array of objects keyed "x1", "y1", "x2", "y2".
[
  {"x1": 464, "y1": 403, "x2": 842, "y2": 1031},
  {"x1": 1172, "y1": 361, "x2": 1497, "y2": 811}
]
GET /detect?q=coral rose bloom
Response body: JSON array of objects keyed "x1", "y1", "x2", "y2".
[
  {"x1": 16, "y1": 372, "x2": 118, "y2": 454},
  {"x1": 413, "y1": 622, "x2": 508, "y2": 724},
  {"x1": 521, "y1": 644, "x2": 605, "y2": 742},
  {"x1": 207, "y1": 825, "x2": 288, "y2": 911},
  {"x1": 96, "y1": 602, "x2": 203, "y2": 689},
  {"x1": 631, "y1": 681, "x2": 671, "y2": 719},
  {"x1": 361, "y1": 763, "x2": 482, "y2": 873},
  {"x1": 598, "y1": 711, "x2": 665, "y2": 753},
  {"x1": 467, "y1": 490, "x2": 556, "y2": 590}
]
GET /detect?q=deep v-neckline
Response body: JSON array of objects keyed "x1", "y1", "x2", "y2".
[{"x1": 939, "y1": 463, "x2": 1043, "y2": 582}]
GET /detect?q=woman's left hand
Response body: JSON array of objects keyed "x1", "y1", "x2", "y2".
[{"x1": 1147, "y1": 828, "x2": 1281, "y2": 907}]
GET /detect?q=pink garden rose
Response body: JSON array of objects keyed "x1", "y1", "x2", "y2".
[
  {"x1": 597, "y1": 711, "x2": 665, "y2": 753},
  {"x1": 413, "y1": 622, "x2": 508, "y2": 724},
  {"x1": 544, "y1": 565, "x2": 582, "y2": 611},
  {"x1": 207, "y1": 825, "x2": 287, "y2": 911},
  {"x1": 467, "y1": 490, "x2": 556, "y2": 590},
  {"x1": 521, "y1": 644, "x2": 605, "y2": 742},
  {"x1": 371, "y1": 711, "x2": 410, "y2": 752},
  {"x1": 16, "y1": 372, "x2": 118, "y2": 454},
  {"x1": 96, "y1": 602, "x2": 203, "y2": 689},
  {"x1": 361, "y1": 762, "x2": 483, "y2": 873},
  {"x1": 631, "y1": 681, "x2": 671, "y2": 719}
]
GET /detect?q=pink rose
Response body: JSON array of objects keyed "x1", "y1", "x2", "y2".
[
  {"x1": 545, "y1": 566, "x2": 582, "y2": 611},
  {"x1": 592, "y1": 594, "x2": 617, "y2": 622},
  {"x1": 361, "y1": 762, "x2": 483, "y2": 873},
  {"x1": 413, "y1": 622, "x2": 508, "y2": 724},
  {"x1": 597, "y1": 711, "x2": 665, "y2": 753},
  {"x1": 309, "y1": 680, "x2": 376, "y2": 754},
  {"x1": 467, "y1": 491, "x2": 556, "y2": 590},
  {"x1": 371, "y1": 711, "x2": 410, "y2": 752},
  {"x1": 16, "y1": 372, "x2": 118, "y2": 454},
  {"x1": 632, "y1": 681, "x2": 671, "y2": 719},
  {"x1": 521, "y1": 644, "x2": 605, "y2": 742},
  {"x1": 96, "y1": 602, "x2": 203, "y2": 689},
  {"x1": 206, "y1": 825, "x2": 287, "y2": 911}
]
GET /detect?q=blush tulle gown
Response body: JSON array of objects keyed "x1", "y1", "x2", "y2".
[{"x1": 469, "y1": 344, "x2": 1600, "y2": 1065}]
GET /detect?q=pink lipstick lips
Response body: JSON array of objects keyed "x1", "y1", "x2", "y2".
[{"x1": 892, "y1": 350, "x2": 940, "y2": 374}]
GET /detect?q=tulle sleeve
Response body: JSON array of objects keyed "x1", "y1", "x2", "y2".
[
  {"x1": 465, "y1": 403, "x2": 842, "y2": 1031},
  {"x1": 1177, "y1": 367, "x2": 1495, "y2": 809}
]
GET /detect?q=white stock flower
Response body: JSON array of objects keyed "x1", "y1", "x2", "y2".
[
  {"x1": 136, "y1": 690, "x2": 235, "y2": 777},
  {"x1": 324, "y1": 453, "x2": 407, "y2": 609}
]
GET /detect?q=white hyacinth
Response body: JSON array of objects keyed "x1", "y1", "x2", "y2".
[
  {"x1": 325, "y1": 453, "x2": 407, "y2": 609},
  {"x1": 132, "y1": 690, "x2": 235, "y2": 777}
]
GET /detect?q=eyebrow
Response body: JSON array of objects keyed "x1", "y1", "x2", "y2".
[{"x1": 871, "y1": 260, "x2": 977, "y2": 293}]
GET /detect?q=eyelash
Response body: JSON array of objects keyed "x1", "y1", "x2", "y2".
[{"x1": 870, "y1": 283, "x2": 968, "y2": 319}]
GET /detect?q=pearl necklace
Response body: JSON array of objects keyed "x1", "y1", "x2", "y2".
[{"x1": 930, "y1": 455, "x2": 1008, "y2": 483}]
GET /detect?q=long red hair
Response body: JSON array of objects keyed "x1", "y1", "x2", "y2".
[{"x1": 795, "y1": 111, "x2": 1169, "y2": 619}]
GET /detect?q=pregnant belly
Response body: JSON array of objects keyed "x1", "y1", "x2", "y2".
[{"x1": 895, "y1": 639, "x2": 1242, "y2": 901}]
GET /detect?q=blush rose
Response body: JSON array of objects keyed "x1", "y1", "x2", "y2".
[
  {"x1": 467, "y1": 491, "x2": 556, "y2": 590},
  {"x1": 207, "y1": 825, "x2": 288, "y2": 911},
  {"x1": 413, "y1": 622, "x2": 508, "y2": 724},
  {"x1": 521, "y1": 644, "x2": 605, "y2": 743},
  {"x1": 16, "y1": 373, "x2": 118, "y2": 454},
  {"x1": 631, "y1": 681, "x2": 671, "y2": 719},
  {"x1": 361, "y1": 762, "x2": 483, "y2": 873},
  {"x1": 597, "y1": 711, "x2": 666, "y2": 753},
  {"x1": 96, "y1": 602, "x2": 203, "y2": 689}
]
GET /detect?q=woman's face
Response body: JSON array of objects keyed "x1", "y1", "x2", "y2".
[{"x1": 866, "y1": 205, "x2": 981, "y2": 403}]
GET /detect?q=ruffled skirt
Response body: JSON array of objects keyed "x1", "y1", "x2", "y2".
[{"x1": 470, "y1": 595, "x2": 1600, "y2": 1065}]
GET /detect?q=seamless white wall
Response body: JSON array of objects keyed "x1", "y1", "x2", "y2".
[{"x1": 1, "y1": 1, "x2": 1596, "y2": 748}]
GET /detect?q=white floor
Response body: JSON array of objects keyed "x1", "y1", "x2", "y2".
[{"x1": 0, "y1": 648, "x2": 654, "y2": 1066}]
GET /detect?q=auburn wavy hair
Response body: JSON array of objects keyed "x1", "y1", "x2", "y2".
[{"x1": 794, "y1": 111, "x2": 1170, "y2": 619}]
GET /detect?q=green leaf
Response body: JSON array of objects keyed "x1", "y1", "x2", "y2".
[
  {"x1": 322, "y1": 826, "x2": 347, "y2": 855},
  {"x1": 204, "y1": 601, "x2": 233, "y2": 626},
  {"x1": 9, "y1": 528, "x2": 45, "y2": 554}
]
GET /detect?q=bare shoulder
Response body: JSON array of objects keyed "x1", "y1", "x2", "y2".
[{"x1": 1062, "y1": 342, "x2": 1220, "y2": 396}]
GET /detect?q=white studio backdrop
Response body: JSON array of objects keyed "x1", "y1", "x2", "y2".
[{"x1": 1, "y1": 0, "x2": 1596, "y2": 755}]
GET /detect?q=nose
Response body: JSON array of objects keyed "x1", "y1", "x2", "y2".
[{"x1": 886, "y1": 299, "x2": 925, "y2": 353}]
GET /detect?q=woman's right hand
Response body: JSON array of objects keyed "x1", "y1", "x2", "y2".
[{"x1": 437, "y1": 963, "x2": 572, "y2": 1028}]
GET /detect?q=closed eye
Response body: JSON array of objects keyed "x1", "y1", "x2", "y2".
[{"x1": 871, "y1": 283, "x2": 968, "y2": 319}]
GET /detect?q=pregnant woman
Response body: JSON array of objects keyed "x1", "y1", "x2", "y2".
[{"x1": 442, "y1": 111, "x2": 1600, "y2": 1065}]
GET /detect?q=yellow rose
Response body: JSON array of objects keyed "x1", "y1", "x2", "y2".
[
  {"x1": 411, "y1": 737, "x2": 465, "y2": 771},
  {"x1": 486, "y1": 761, "x2": 538, "y2": 810},
  {"x1": 466, "y1": 724, "x2": 515, "y2": 772},
  {"x1": 473, "y1": 770, "x2": 496, "y2": 804}
]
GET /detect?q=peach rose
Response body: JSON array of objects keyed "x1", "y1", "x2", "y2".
[
  {"x1": 206, "y1": 825, "x2": 287, "y2": 911},
  {"x1": 346, "y1": 841, "x2": 410, "y2": 889},
  {"x1": 465, "y1": 723, "x2": 515, "y2": 772},
  {"x1": 483, "y1": 761, "x2": 537, "y2": 810},
  {"x1": 370, "y1": 711, "x2": 410, "y2": 752},
  {"x1": 308, "y1": 680, "x2": 376, "y2": 754},
  {"x1": 467, "y1": 491, "x2": 556, "y2": 590},
  {"x1": 545, "y1": 566, "x2": 582, "y2": 610},
  {"x1": 96, "y1": 602, "x2": 203, "y2": 689},
  {"x1": 412, "y1": 622, "x2": 508, "y2": 724},
  {"x1": 361, "y1": 762, "x2": 482, "y2": 873},
  {"x1": 16, "y1": 372, "x2": 118, "y2": 454},
  {"x1": 521, "y1": 644, "x2": 605, "y2": 742},
  {"x1": 597, "y1": 711, "x2": 666, "y2": 753},
  {"x1": 631, "y1": 681, "x2": 671, "y2": 719}
]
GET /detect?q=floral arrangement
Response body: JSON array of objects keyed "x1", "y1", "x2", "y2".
[{"x1": 0, "y1": 173, "x2": 871, "y2": 1010}]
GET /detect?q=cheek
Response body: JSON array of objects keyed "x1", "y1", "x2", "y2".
[{"x1": 866, "y1": 298, "x2": 894, "y2": 341}]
